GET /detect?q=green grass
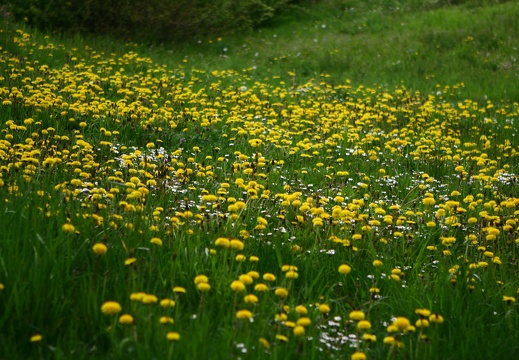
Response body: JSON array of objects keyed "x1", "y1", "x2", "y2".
[{"x1": 0, "y1": 1, "x2": 519, "y2": 359}]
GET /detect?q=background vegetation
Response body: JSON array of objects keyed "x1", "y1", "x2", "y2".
[{"x1": 0, "y1": 0, "x2": 518, "y2": 359}]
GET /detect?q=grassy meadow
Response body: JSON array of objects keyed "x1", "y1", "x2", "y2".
[{"x1": 1, "y1": 0, "x2": 519, "y2": 359}]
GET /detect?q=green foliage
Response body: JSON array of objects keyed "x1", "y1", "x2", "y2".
[
  {"x1": 1, "y1": 1, "x2": 519, "y2": 359},
  {"x1": 6, "y1": 0, "x2": 295, "y2": 42}
]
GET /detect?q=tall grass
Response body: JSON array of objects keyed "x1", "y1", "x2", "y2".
[{"x1": 0, "y1": 1, "x2": 519, "y2": 359}]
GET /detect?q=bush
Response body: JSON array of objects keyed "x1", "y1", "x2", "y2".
[{"x1": 5, "y1": 0, "x2": 295, "y2": 42}]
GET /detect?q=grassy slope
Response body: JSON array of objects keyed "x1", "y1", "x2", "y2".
[
  {"x1": 0, "y1": 1, "x2": 518, "y2": 359},
  {"x1": 154, "y1": 0, "x2": 519, "y2": 102}
]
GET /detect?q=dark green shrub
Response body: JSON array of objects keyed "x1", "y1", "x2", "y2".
[{"x1": 4, "y1": 0, "x2": 295, "y2": 42}]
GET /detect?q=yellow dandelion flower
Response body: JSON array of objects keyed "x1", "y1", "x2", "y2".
[
  {"x1": 415, "y1": 319, "x2": 429, "y2": 328},
  {"x1": 194, "y1": 275, "x2": 209, "y2": 284},
  {"x1": 503, "y1": 296, "x2": 516, "y2": 304},
  {"x1": 393, "y1": 317, "x2": 411, "y2": 331},
  {"x1": 293, "y1": 325, "x2": 305, "y2": 336},
  {"x1": 295, "y1": 305, "x2": 308, "y2": 315},
  {"x1": 124, "y1": 258, "x2": 137, "y2": 265},
  {"x1": 197, "y1": 283, "x2": 211, "y2": 292},
  {"x1": 349, "y1": 310, "x2": 365, "y2": 321},
  {"x1": 362, "y1": 333, "x2": 377, "y2": 342},
  {"x1": 357, "y1": 320, "x2": 371, "y2": 330},
  {"x1": 150, "y1": 237, "x2": 162, "y2": 246},
  {"x1": 159, "y1": 316, "x2": 174, "y2": 324},
  {"x1": 275, "y1": 287, "x2": 288, "y2": 298},
  {"x1": 254, "y1": 283, "x2": 269, "y2": 292},
  {"x1": 236, "y1": 309, "x2": 253, "y2": 319},
  {"x1": 62, "y1": 223, "x2": 76, "y2": 233},
  {"x1": 166, "y1": 332, "x2": 180, "y2": 341},
  {"x1": 318, "y1": 304, "x2": 331, "y2": 314},
  {"x1": 230, "y1": 280, "x2": 246, "y2": 292},
  {"x1": 244, "y1": 294, "x2": 259, "y2": 304},
  {"x1": 429, "y1": 314, "x2": 444, "y2": 324},
  {"x1": 235, "y1": 254, "x2": 247, "y2": 262},
  {"x1": 92, "y1": 243, "x2": 107, "y2": 255},
  {"x1": 383, "y1": 336, "x2": 395, "y2": 344},
  {"x1": 101, "y1": 301, "x2": 122, "y2": 315},
  {"x1": 422, "y1": 197, "x2": 436, "y2": 206},
  {"x1": 142, "y1": 294, "x2": 158, "y2": 304},
  {"x1": 338, "y1": 264, "x2": 352, "y2": 274},
  {"x1": 263, "y1": 273, "x2": 276, "y2": 282},
  {"x1": 276, "y1": 334, "x2": 288, "y2": 342},
  {"x1": 173, "y1": 286, "x2": 186, "y2": 294},
  {"x1": 160, "y1": 299, "x2": 176, "y2": 307},
  {"x1": 119, "y1": 314, "x2": 134, "y2": 325},
  {"x1": 415, "y1": 308, "x2": 431, "y2": 317},
  {"x1": 351, "y1": 352, "x2": 367, "y2": 360},
  {"x1": 30, "y1": 334, "x2": 43, "y2": 343},
  {"x1": 130, "y1": 292, "x2": 146, "y2": 301},
  {"x1": 285, "y1": 270, "x2": 299, "y2": 279},
  {"x1": 259, "y1": 337, "x2": 270, "y2": 348}
]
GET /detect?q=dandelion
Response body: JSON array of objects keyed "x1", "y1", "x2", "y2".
[
  {"x1": 276, "y1": 334, "x2": 288, "y2": 342},
  {"x1": 119, "y1": 314, "x2": 134, "y2": 325},
  {"x1": 239, "y1": 274, "x2": 254, "y2": 285},
  {"x1": 235, "y1": 254, "x2": 247, "y2": 262},
  {"x1": 236, "y1": 309, "x2": 253, "y2": 319},
  {"x1": 30, "y1": 334, "x2": 43, "y2": 343},
  {"x1": 197, "y1": 283, "x2": 211, "y2": 292},
  {"x1": 285, "y1": 270, "x2": 299, "y2": 279},
  {"x1": 62, "y1": 223, "x2": 76, "y2": 233},
  {"x1": 318, "y1": 304, "x2": 331, "y2": 314},
  {"x1": 244, "y1": 294, "x2": 259, "y2": 304},
  {"x1": 383, "y1": 336, "x2": 395, "y2": 344},
  {"x1": 295, "y1": 305, "x2": 308, "y2": 315},
  {"x1": 166, "y1": 332, "x2": 180, "y2": 341},
  {"x1": 160, "y1": 299, "x2": 176, "y2": 307},
  {"x1": 351, "y1": 352, "x2": 367, "y2": 360},
  {"x1": 357, "y1": 320, "x2": 371, "y2": 330},
  {"x1": 415, "y1": 319, "x2": 429, "y2": 328},
  {"x1": 422, "y1": 197, "x2": 436, "y2": 206},
  {"x1": 194, "y1": 275, "x2": 209, "y2": 284},
  {"x1": 230, "y1": 239, "x2": 244, "y2": 250},
  {"x1": 503, "y1": 296, "x2": 516, "y2": 304},
  {"x1": 338, "y1": 264, "x2": 352, "y2": 274},
  {"x1": 254, "y1": 283, "x2": 269, "y2": 292},
  {"x1": 230, "y1": 280, "x2": 246, "y2": 292},
  {"x1": 415, "y1": 308, "x2": 431, "y2": 317},
  {"x1": 92, "y1": 243, "x2": 108, "y2": 255},
  {"x1": 293, "y1": 325, "x2": 305, "y2": 336},
  {"x1": 349, "y1": 310, "x2": 365, "y2": 321},
  {"x1": 159, "y1": 316, "x2": 174, "y2": 324},
  {"x1": 215, "y1": 237, "x2": 230, "y2": 248},
  {"x1": 429, "y1": 314, "x2": 444, "y2": 323},
  {"x1": 263, "y1": 273, "x2": 276, "y2": 282},
  {"x1": 142, "y1": 294, "x2": 158, "y2": 304},
  {"x1": 297, "y1": 317, "x2": 312, "y2": 326},
  {"x1": 259, "y1": 337, "x2": 270, "y2": 348},
  {"x1": 362, "y1": 333, "x2": 377, "y2": 342},
  {"x1": 101, "y1": 301, "x2": 122, "y2": 315},
  {"x1": 275, "y1": 288, "x2": 288, "y2": 298},
  {"x1": 130, "y1": 292, "x2": 147, "y2": 301},
  {"x1": 173, "y1": 286, "x2": 186, "y2": 294},
  {"x1": 125, "y1": 258, "x2": 137, "y2": 266},
  {"x1": 150, "y1": 237, "x2": 162, "y2": 246},
  {"x1": 393, "y1": 316, "x2": 411, "y2": 331}
]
